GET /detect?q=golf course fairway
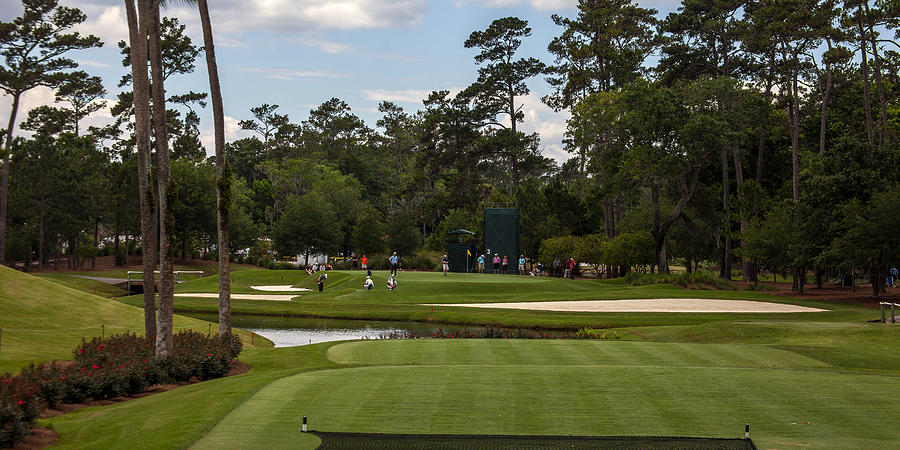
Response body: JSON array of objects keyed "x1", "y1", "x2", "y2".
[
  {"x1": 9, "y1": 268, "x2": 900, "y2": 448},
  {"x1": 188, "y1": 340, "x2": 899, "y2": 449}
]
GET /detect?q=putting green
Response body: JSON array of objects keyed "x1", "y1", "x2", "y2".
[{"x1": 193, "y1": 340, "x2": 896, "y2": 449}]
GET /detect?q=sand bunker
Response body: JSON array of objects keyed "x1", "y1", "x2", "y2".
[
  {"x1": 249, "y1": 285, "x2": 311, "y2": 292},
  {"x1": 174, "y1": 293, "x2": 297, "y2": 302},
  {"x1": 423, "y1": 299, "x2": 826, "y2": 313}
]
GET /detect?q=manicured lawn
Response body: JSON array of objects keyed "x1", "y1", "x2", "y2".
[
  {"x1": 192, "y1": 340, "x2": 899, "y2": 449},
  {"x1": 13, "y1": 265, "x2": 900, "y2": 448},
  {"x1": 110, "y1": 269, "x2": 874, "y2": 330}
]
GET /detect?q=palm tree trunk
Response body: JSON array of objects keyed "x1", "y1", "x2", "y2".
[
  {"x1": 197, "y1": 0, "x2": 232, "y2": 337},
  {"x1": 126, "y1": 0, "x2": 156, "y2": 342},
  {"x1": 148, "y1": 0, "x2": 175, "y2": 357}
]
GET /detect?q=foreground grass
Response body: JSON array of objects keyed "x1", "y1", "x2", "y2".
[
  {"x1": 17, "y1": 266, "x2": 900, "y2": 448},
  {"x1": 48, "y1": 339, "x2": 900, "y2": 449}
]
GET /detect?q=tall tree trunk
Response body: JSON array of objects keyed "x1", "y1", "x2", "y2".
[
  {"x1": 857, "y1": 7, "x2": 875, "y2": 146},
  {"x1": 819, "y1": 38, "x2": 833, "y2": 155},
  {"x1": 92, "y1": 220, "x2": 98, "y2": 269},
  {"x1": 0, "y1": 92, "x2": 22, "y2": 265},
  {"x1": 790, "y1": 65, "x2": 801, "y2": 204},
  {"x1": 126, "y1": 0, "x2": 156, "y2": 342},
  {"x1": 38, "y1": 198, "x2": 45, "y2": 271},
  {"x1": 148, "y1": 0, "x2": 175, "y2": 357},
  {"x1": 114, "y1": 206, "x2": 121, "y2": 267},
  {"x1": 720, "y1": 148, "x2": 732, "y2": 280},
  {"x1": 731, "y1": 146, "x2": 754, "y2": 282},
  {"x1": 603, "y1": 198, "x2": 615, "y2": 239},
  {"x1": 650, "y1": 167, "x2": 700, "y2": 275}
]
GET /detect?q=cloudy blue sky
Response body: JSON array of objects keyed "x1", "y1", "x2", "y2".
[{"x1": 1, "y1": 0, "x2": 681, "y2": 163}]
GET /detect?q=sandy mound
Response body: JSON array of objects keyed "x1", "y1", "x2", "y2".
[
  {"x1": 174, "y1": 293, "x2": 297, "y2": 301},
  {"x1": 423, "y1": 299, "x2": 826, "y2": 313},
  {"x1": 249, "y1": 285, "x2": 311, "y2": 292}
]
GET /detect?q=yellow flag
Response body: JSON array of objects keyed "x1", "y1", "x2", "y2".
[{"x1": 466, "y1": 249, "x2": 472, "y2": 256}]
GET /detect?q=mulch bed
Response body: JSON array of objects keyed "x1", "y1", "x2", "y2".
[{"x1": 10, "y1": 362, "x2": 250, "y2": 449}]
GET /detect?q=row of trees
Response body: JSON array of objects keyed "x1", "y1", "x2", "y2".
[{"x1": 2, "y1": 0, "x2": 899, "y2": 303}]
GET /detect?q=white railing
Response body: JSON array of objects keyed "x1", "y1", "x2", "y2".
[
  {"x1": 126, "y1": 270, "x2": 205, "y2": 291},
  {"x1": 880, "y1": 302, "x2": 900, "y2": 323}
]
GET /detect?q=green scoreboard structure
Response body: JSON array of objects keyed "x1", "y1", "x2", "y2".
[
  {"x1": 483, "y1": 207, "x2": 519, "y2": 274},
  {"x1": 446, "y1": 229, "x2": 476, "y2": 273}
]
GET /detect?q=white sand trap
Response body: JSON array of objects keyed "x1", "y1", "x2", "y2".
[
  {"x1": 175, "y1": 293, "x2": 297, "y2": 302},
  {"x1": 423, "y1": 299, "x2": 826, "y2": 313},
  {"x1": 249, "y1": 285, "x2": 311, "y2": 292}
]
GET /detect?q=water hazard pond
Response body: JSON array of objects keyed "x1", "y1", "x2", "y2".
[{"x1": 181, "y1": 313, "x2": 494, "y2": 348}]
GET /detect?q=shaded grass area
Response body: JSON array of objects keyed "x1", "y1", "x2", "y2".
[
  {"x1": 0, "y1": 266, "x2": 266, "y2": 374},
  {"x1": 33, "y1": 273, "x2": 128, "y2": 298},
  {"x1": 114, "y1": 270, "x2": 871, "y2": 331}
]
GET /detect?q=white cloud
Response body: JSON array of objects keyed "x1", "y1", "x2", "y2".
[
  {"x1": 285, "y1": 37, "x2": 353, "y2": 54},
  {"x1": 237, "y1": 66, "x2": 349, "y2": 81},
  {"x1": 527, "y1": 0, "x2": 578, "y2": 10},
  {"x1": 453, "y1": 0, "x2": 577, "y2": 10},
  {"x1": 208, "y1": 0, "x2": 427, "y2": 34},
  {"x1": 361, "y1": 89, "x2": 433, "y2": 104},
  {"x1": 513, "y1": 93, "x2": 571, "y2": 163},
  {"x1": 0, "y1": 86, "x2": 116, "y2": 138},
  {"x1": 74, "y1": 59, "x2": 111, "y2": 68},
  {"x1": 199, "y1": 114, "x2": 254, "y2": 156},
  {"x1": 74, "y1": 6, "x2": 129, "y2": 48}
]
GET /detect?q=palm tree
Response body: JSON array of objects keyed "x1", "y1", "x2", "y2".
[
  {"x1": 147, "y1": 0, "x2": 176, "y2": 357},
  {"x1": 124, "y1": 0, "x2": 157, "y2": 342},
  {"x1": 201, "y1": 0, "x2": 233, "y2": 337},
  {"x1": 163, "y1": 0, "x2": 231, "y2": 336}
]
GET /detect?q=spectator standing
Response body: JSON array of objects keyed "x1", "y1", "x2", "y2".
[
  {"x1": 890, "y1": 267, "x2": 898, "y2": 288},
  {"x1": 502, "y1": 255, "x2": 509, "y2": 274},
  {"x1": 389, "y1": 252, "x2": 399, "y2": 276},
  {"x1": 442, "y1": 254, "x2": 450, "y2": 276},
  {"x1": 351, "y1": 254, "x2": 359, "y2": 270},
  {"x1": 361, "y1": 255, "x2": 368, "y2": 270},
  {"x1": 477, "y1": 254, "x2": 485, "y2": 273},
  {"x1": 553, "y1": 258, "x2": 561, "y2": 277},
  {"x1": 518, "y1": 255, "x2": 526, "y2": 275},
  {"x1": 493, "y1": 254, "x2": 501, "y2": 274},
  {"x1": 565, "y1": 258, "x2": 576, "y2": 279}
]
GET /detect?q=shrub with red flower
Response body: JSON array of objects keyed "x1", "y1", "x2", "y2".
[{"x1": 0, "y1": 331, "x2": 243, "y2": 447}]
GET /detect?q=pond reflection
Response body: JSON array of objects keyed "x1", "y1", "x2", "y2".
[{"x1": 180, "y1": 313, "x2": 487, "y2": 348}]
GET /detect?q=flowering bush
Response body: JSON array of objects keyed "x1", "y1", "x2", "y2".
[
  {"x1": 0, "y1": 370, "x2": 43, "y2": 447},
  {"x1": 0, "y1": 331, "x2": 242, "y2": 447}
]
